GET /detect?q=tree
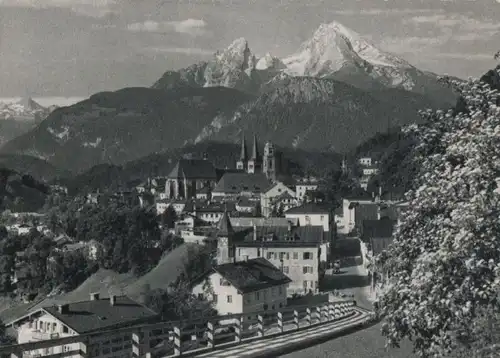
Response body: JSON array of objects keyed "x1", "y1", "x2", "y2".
[
  {"x1": 376, "y1": 71, "x2": 500, "y2": 357},
  {"x1": 161, "y1": 206, "x2": 177, "y2": 229}
]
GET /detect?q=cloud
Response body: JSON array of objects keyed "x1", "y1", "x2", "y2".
[
  {"x1": 379, "y1": 30, "x2": 453, "y2": 54},
  {"x1": 332, "y1": 8, "x2": 442, "y2": 16},
  {"x1": 0, "y1": 0, "x2": 117, "y2": 16},
  {"x1": 147, "y1": 47, "x2": 213, "y2": 56},
  {"x1": 432, "y1": 52, "x2": 494, "y2": 61},
  {"x1": 127, "y1": 18, "x2": 208, "y2": 36}
]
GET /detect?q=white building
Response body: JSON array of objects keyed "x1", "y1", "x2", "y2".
[
  {"x1": 192, "y1": 211, "x2": 291, "y2": 319},
  {"x1": 284, "y1": 203, "x2": 333, "y2": 233},
  {"x1": 295, "y1": 183, "x2": 319, "y2": 202},
  {"x1": 5, "y1": 294, "x2": 158, "y2": 358},
  {"x1": 260, "y1": 181, "x2": 297, "y2": 217},
  {"x1": 234, "y1": 225, "x2": 326, "y2": 295},
  {"x1": 358, "y1": 157, "x2": 372, "y2": 166}
]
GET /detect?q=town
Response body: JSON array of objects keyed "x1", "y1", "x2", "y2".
[{"x1": 0, "y1": 135, "x2": 407, "y2": 357}]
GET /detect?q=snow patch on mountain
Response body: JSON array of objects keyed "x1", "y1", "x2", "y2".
[
  {"x1": 256, "y1": 53, "x2": 286, "y2": 71},
  {"x1": 83, "y1": 137, "x2": 102, "y2": 148},
  {"x1": 0, "y1": 97, "x2": 49, "y2": 120},
  {"x1": 47, "y1": 126, "x2": 70, "y2": 142}
]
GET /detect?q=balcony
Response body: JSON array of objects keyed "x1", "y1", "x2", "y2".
[{"x1": 31, "y1": 331, "x2": 59, "y2": 341}]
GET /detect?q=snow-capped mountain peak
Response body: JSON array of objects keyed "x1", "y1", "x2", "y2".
[
  {"x1": 215, "y1": 37, "x2": 256, "y2": 71},
  {"x1": 256, "y1": 53, "x2": 286, "y2": 71},
  {"x1": 283, "y1": 20, "x2": 412, "y2": 77}
]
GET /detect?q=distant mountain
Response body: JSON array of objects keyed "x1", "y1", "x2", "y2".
[
  {"x1": 195, "y1": 76, "x2": 449, "y2": 152},
  {"x1": 0, "y1": 97, "x2": 50, "y2": 121},
  {"x1": 0, "y1": 21, "x2": 457, "y2": 172},
  {"x1": 0, "y1": 87, "x2": 252, "y2": 172}
]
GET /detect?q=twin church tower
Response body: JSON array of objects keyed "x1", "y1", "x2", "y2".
[{"x1": 236, "y1": 134, "x2": 283, "y2": 182}]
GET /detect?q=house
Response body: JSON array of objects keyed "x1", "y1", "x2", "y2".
[
  {"x1": 211, "y1": 172, "x2": 271, "y2": 198},
  {"x1": 362, "y1": 166, "x2": 379, "y2": 176},
  {"x1": 164, "y1": 159, "x2": 218, "y2": 199},
  {"x1": 358, "y1": 157, "x2": 372, "y2": 166},
  {"x1": 260, "y1": 181, "x2": 296, "y2": 217},
  {"x1": 271, "y1": 192, "x2": 298, "y2": 215},
  {"x1": 195, "y1": 186, "x2": 211, "y2": 200},
  {"x1": 235, "y1": 197, "x2": 259, "y2": 214},
  {"x1": 192, "y1": 211, "x2": 291, "y2": 319},
  {"x1": 234, "y1": 225, "x2": 326, "y2": 295},
  {"x1": 155, "y1": 199, "x2": 169, "y2": 214},
  {"x1": 5, "y1": 294, "x2": 158, "y2": 357},
  {"x1": 361, "y1": 218, "x2": 397, "y2": 292},
  {"x1": 295, "y1": 182, "x2": 319, "y2": 202},
  {"x1": 191, "y1": 202, "x2": 237, "y2": 224},
  {"x1": 284, "y1": 203, "x2": 333, "y2": 233}
]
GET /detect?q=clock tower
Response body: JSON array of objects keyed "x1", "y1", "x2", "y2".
[{"x1": 216, "y1": 209, "x2": 235, "y2": 265}]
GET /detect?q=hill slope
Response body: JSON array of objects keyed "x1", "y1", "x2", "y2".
[{"x1": 0, "y1": 87, "x2": 252, "y2": 172}]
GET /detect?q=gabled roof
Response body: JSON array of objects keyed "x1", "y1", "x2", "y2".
[
  {"x1": 213, "y1": 173, "x2": 271, "y2": 194},
  {"x1": 214, "y1": 258, "x2": 291, "y2": 294},
  {"x1": 167, "y1": 159, "x2": 217, "y2": 180},
  {"x1": 217, "y1": 210, "x2": 234, "y2": 237},
  {"x1": 285, "y1": 203, "x2": 330, "y2": 215},
  {"x1": 8, "y1": 296, "x2": 158, "y2": 333}
]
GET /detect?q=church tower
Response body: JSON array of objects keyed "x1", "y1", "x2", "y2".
[
  {"x1": 247, "y1": 135, "x2": 262, "y2": 174},
  {"x1": 263, "y1": 141, "x2": 277, "y2": 181},
  {"x1": 236, "y1": 133, "x2": 248, "y2": 171},
  {"x1": 216, "y1": 209, "x2": 235, "y2": 265}
]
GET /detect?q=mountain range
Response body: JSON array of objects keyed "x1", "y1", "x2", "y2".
[{"x1": 0, "y1": 21, "x2": 458, "y2": 173}]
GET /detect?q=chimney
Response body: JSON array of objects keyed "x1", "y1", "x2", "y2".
[
  {"x1": 110, "y1": 295, "x2": 116, "y2": 306},
  {"x1": 58, "y1": 304, "x2": 69, "y2": 314},
  {"x1": 90, "y1": 292, "x2": 100, "y2": 301}
]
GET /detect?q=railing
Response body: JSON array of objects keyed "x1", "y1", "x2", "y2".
[{"x1": 0, "y1": 299, "x2": 363, "y2": 358}]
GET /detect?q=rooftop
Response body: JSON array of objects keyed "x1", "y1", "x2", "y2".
[
  {"x1": 9, "y1": 296, "x2": 158, "y2": 334},
  {"x1": 167, "y1": 159, "x2": 217, "y2": 180},
  {"x1": 230, "y1": 217, "x2": 298, "y2": 228},
  {"x1": 214, "y1": 258, "x2": 291, "y2": 294},
  {"x1": 285, "y1": 203, "x2": 331, "y2": 215},
  {"x1": 213, "y1": 173, "x2": 271, "y2": 195}
]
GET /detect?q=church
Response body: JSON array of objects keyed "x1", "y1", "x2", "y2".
[{"x1": 236, "y1": 134, "x2": 283, "y2": 181}]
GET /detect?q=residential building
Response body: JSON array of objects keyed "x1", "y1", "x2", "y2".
[
  {"x1": 5, "y1": 294, "x2": 158, "y2": 358},
  {"x1": 295, "y1": 181, "x2": 319, "y2": 202},
  {"x1": 284, "y1": 203, "x2": 333, "y2": 233},
  {"x1": 358, "y1": 157, "x2": 372, "y2": 166},
  {"x1": 192, "y1": 211, "x2": 291, "y2": 319},
  {"x1": 164, "y1": 159, "x2": 218, "y2": 199},
  {"x1": 234, "y1": 225, "x2": 325, "y2": 295},
  {"x1": 190, "y1": 202, "x2": 237, "y2": 224},
  {"x1": 192, "y1": 258, "x2": 290, "y2": 319},
  {"x1": 261, "y1": 181, "x2": 297, "y2": 217}
]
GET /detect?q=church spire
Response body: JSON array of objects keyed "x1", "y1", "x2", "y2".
[
  {"x1": 251, "y1": 134, "x2": 259, "y2": 160},
  {"x1": 217, "y1": 207, "x2": 234, "y2": 237},
  {"x1": 239, "y1": 133, "x2": 248, "y2": 161}
]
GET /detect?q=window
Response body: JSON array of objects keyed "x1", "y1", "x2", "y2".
[
  {"x1": 257, "y1": 248, "x2": 261, "y2": 257},
  {"x1": 267, "y1": 252, "x2": 272, "y2": 259},
  {"x1": 282, "y1": 266, "x2": 289, "y2": 274},
  {"x1": 286, "y1": 253, "x2": 290, "y2": 260},
  {"x1": 255, "y1": 292, "x2": 260, "y2": 300},
  {"x1": 272, "y1": 304, "x2": 275, "y2": 310},
  {"x1": 293, "y1": 252, "x2": 298, "y2": 260},
  {"x1": 303, "y1": 280, "x2": 308, "y2": 289},
  {"x1": 227, "y1": 295, "x2": 232, "y2": 303},
  {"x1": 320, "y1": 215, "x2": 324, "y2": 221},
  {"x1": 303, "y1": 252, "x2": 312, "y2": 260},
  {"x1": 303, "y1": 266, "x2": 313, "y2": 274},
  {"x1": 279, "y1": 252, "x2": 285, "y2": 260},
  {"x1": 263, "y1": 289, "x2": 268, "y2": 299},
  {"x1": 62, "y1": 325, "x2": 69, "y2": 333},
  {"x1": 52, "y1": 323, "x2": 56, "y2": 331},
  {"x1": 238, "y1": 248, "x2": 241, "y2": 256},
  {"x1": 305, "y1": 215, "x2": 311, "y2": 225},
  {"x1": 63, "y1": 346, "x2": 70, "y2": 352},
  {"x1": 213, "y1": 294, "x2": 218, "y2": 303}
]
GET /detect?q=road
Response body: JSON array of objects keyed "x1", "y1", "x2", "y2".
[
  {"x1": 280, "y1": 238, "x2": 416, "y2": 357},
  {"x1": 280, "y1": 323, "x2": 416, "y2": 358}
]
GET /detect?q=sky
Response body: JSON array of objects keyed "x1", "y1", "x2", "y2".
[{"x1": 0, "y1": 0, "x2": 499, "y2": 97}]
